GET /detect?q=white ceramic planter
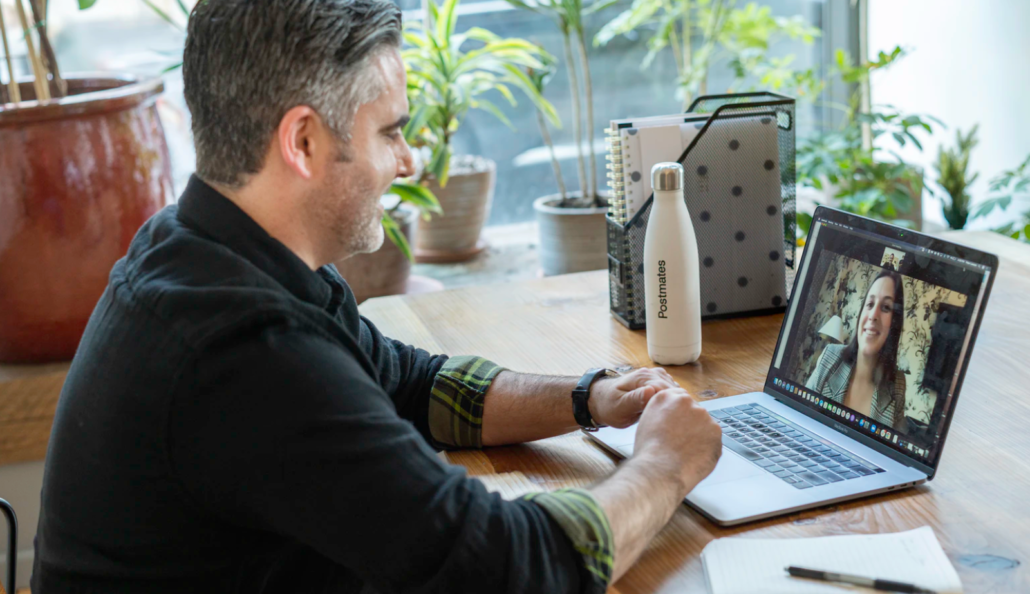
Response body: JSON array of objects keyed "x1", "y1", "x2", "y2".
[{"x1": 534, "y1": 193, "x2": 609, "y2": 276}]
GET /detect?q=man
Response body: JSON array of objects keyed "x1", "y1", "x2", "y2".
[{"x1": 32, "y1": 1, "x2": 722, "y2": 592}]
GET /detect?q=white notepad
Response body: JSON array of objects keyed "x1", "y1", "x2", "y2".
[{"x1": 701, "y1": 527, "x2": 963, "y2": 594}]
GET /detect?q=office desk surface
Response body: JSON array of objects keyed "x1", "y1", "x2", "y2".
[{"x1": 360, "y1": 231, "x2": 1029, "y2": 594}]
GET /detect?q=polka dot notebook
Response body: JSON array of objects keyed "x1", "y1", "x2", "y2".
[{"x1": 606, "y1": 96, "x2": 796, "y2": 329}]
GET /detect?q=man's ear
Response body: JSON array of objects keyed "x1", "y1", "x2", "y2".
[{"x1": 276, "y1": 105, "x2": 324, "y2": 179}]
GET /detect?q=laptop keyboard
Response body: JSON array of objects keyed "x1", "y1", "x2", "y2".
[{"x1": 713, "y1": 404, "x2": 885, "y2": 489}]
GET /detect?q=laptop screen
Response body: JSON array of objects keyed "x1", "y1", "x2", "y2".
[{"x1": 767, "y1": 210, "x2": 994, "y2": 469}]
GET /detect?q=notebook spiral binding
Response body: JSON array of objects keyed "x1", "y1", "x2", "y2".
[
  {"x1": 605, "y1": 129, "x2": 627, "y2": 223},
  {"x1": 605, "y1": 127, "x2": 632, "y2": 309}
]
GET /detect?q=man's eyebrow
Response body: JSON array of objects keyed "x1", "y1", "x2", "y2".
[{"x1": 381, "y1": 115, "x2": 411, "y2": 133}]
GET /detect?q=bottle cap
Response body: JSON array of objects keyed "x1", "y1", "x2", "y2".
[{"x1": 651, "y1": 162, "x2": 683, "y2": 191}]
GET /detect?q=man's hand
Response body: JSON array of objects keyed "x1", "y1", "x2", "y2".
[
  {"x1": 632, "y1": 388, "x2": 722, "y2": 495},
  {"x1": 588, "y1": 367, "x2": 680, "y2": 429},
  {"x1": 588, "y1": 387, "x2": 722, "y2": 583}
]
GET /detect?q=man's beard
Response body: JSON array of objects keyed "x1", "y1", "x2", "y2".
[{"x1": 312, "y1": 165, "x2": 385, "y2": 264}]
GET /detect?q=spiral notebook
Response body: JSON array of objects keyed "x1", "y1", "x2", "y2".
[{"x1": 701, "y1": 527, "x2": 963, "y2": 594}]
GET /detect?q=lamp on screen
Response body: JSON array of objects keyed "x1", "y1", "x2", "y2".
[{"x1": 818, "y1": 315, "x2": 845, "y2": 343}]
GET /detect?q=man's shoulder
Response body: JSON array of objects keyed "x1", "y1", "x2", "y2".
[{"x1": 115, "y1": 204, "x2": 317, "y2": 346}]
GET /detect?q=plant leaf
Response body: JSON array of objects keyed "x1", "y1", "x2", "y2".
[
  {"x1": 593, "y1": 0, "x2": 661, "y2": 47},
  {"x1": 797, "y1": 211, "x2": 813, "y2": 236},
  {"x1": 472, "y1": 97, "x2": 515, "y2": 129},
  {"x1": 142, "y1": 0, "x2": 183, "y2": 29},
  {"x1": 584, "y1": 0, "x2": 620, "y2": 15},
  {"x1": 971, "y1": 196, "x2": 1012, "y2": 219},
  {"x1": 389, "y1": 182, "x2": 443, "y2": 215},
  {"x1": 381, "y1": 214, "x2": 414, "y2": 262}
]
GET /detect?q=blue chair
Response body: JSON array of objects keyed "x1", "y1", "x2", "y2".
[{"x1": 0, "y1": 498, "x2": 15, "y2": 594}]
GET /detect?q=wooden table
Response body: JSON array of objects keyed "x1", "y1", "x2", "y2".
[{"x1": 361, "y1": 231, "x2": 1029, "y2": 594}]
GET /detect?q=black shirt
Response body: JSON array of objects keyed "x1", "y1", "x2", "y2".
[{"x1": 32, "y1": 177, "x2": 608, "y2": 594}]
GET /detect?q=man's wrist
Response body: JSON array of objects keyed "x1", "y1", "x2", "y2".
[
  {"x1": 628, "y1": 448, "x2": 700, "y2": 498},
  {"x1": 586, "y1": 373, "x2": 616, "y2": 426}
]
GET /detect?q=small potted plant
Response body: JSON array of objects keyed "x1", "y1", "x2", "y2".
[
  {"x1": 932, "y1": 125, "x2": 979, "y2": 230},
  {"x1": 503, "y1": 0, "x2": 611, "y2": 276},
  {"x1": 403, "y1": 0, "x2": 558, "y2": 263}
]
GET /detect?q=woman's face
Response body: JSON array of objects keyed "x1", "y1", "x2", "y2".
[{"x1": 859, "y1": 276, "x2": 896, "y2": 358}]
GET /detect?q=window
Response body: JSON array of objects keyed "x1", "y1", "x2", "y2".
[{"x1": 404, "y1": 0, "x2": 851, "y2": 224}]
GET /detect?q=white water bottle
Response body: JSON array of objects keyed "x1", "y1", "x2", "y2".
[{"x1": 644, "y1": 162, "x2": 702, "y2": 365}]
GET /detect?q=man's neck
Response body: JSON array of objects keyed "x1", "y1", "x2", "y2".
[{"x1": 206, "y1": 177, "x2": 324, "y2": 270}]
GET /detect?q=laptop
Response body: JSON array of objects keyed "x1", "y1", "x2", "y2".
[{"x1": 587, "y1": 206, "x2": 998, "y2": 525}]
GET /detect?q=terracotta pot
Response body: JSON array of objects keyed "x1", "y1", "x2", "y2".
[
  {"x1": 334, "y1": 205, "x2": 417, "y2": 304},
  {"x1": 414, "y1": 156, "x2": 495, "y2": 263},
  {"x1": 0, "y1": 75, "x2": 173, "y2": 363},
  {"x1": 534, "y1": 193, "x2": 610, "y2": 276}
]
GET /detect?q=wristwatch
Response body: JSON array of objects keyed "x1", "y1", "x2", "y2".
[{"x1": 572, "y1": 367, "x2": 617, "y2": 431}]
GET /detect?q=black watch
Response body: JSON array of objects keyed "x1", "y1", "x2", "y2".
[{"x1": 572, "y1": 368, "x2": 615, "y2": 431}]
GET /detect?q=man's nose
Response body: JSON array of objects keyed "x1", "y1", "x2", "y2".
[{"x1": 397, "y1": 141, "x2": 415, "y2": 179}]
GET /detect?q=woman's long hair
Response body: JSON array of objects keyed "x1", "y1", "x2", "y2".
[{"x1": 841, "y1": 270, "x2": 905, "y2": 424}]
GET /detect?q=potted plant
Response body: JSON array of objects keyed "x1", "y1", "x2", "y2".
[
  {"x1": 932, "y1": 125, "x2": 979, "y2": 230},
  {"x1": 501, "y1": 0, "x2": 613, "y2": 276},
  {"x1": 403, "y1": 0, "x2": 558, "y2": 263},
  {"x1": 0, "y1": 0, "x2": 173, "y2": 363},
  {"x1": 796, "y1": 47, "x2": 940, "y2": 237}
]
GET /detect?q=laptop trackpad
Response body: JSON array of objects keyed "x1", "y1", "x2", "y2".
[{"x1": 697, "y1": 448, "x2": 766, "y2": 487}]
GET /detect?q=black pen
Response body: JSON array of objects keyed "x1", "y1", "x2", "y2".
[{"x1": 786, "y1": 566, "x2": 938, "y2": 594}]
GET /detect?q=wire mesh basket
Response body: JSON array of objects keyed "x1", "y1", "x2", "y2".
[{"x1": 607, "y1": 92, "x2": 796, "y2": 329}]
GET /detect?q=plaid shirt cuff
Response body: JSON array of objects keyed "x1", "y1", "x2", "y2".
[
  {"x1": 525, "y1": 489, "x2": 615, "y2": 593},
  {"x1": 428, "y1": 356, "x2": 505, "y2": 449}
]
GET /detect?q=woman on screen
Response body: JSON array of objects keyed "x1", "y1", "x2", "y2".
[{"x1": 806, "y1": 271, "x2": 908, "y2": 429}]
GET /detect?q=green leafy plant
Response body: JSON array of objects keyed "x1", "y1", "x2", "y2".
[
  {"x1": 932, "y1": 125, "x2": 979, "y2": 230},
  {"x1": 500, "y1": 0, "x2": 605, "y2": 206},
  {"x1": 797, "y1": 47, "x2": 941, "y2": 232},
  {"x1": 970, "y1": 154, "x2": 1030, "y2": 242},
  {"x1": 404, "y1": 0, "x2": 559, "y2": 187},
  {"x1": 593, "y1": 0, "x2": 822, "y2": 110}
]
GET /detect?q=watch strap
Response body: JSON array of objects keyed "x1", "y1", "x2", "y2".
[{"x1": 573, "y1": 367, "x2": 610, "y2": 431}]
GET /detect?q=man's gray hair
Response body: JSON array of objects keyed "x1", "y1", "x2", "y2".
[{"x1": 183, "y1": 0, "x2": 402, "y2": 188}]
